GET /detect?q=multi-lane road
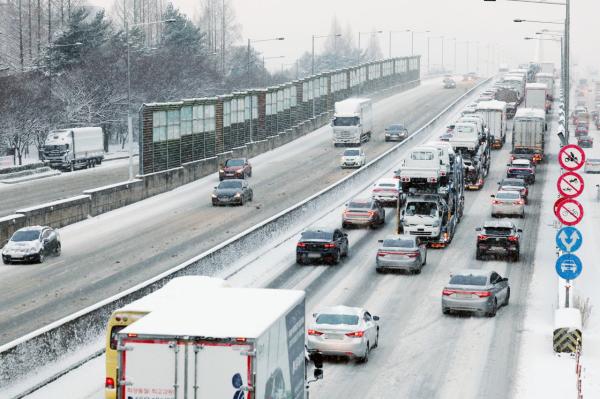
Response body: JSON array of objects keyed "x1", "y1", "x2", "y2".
[
  {"x1": 0, "y1": 77, "x2": 475, "y2": 346},
  {"x1": 17, "y1": 76, "x2": 550, "y2": 399}
]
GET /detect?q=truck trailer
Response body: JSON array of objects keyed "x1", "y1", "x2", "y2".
[
  {"x1": 512, "y1": 108, "x2": 546, "y2": 164},
  {"x1": 331, "y1": 98, "x2": 373, "y2": 146},
  {"x1": 115, "y1": 287, "x2": 308, "y2": 399},
  {"x1": 476, "y1": 100, "x2": 507, "y2": 149},
  {"x1": 42, "y1": 127, "x2": 104, "y2": 171},
  {"x1": 524, "y1": 83, "x2": 548, "y2": 112}
]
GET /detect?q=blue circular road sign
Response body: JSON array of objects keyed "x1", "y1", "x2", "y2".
[
  {"x1": 555, "y1": 226, "x2": 583, "y2": 253},
  {"x1": 555, "y1": 254, "x2": 583, "y2": 280}
]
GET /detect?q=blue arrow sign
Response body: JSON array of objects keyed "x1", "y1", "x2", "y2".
[
  {"x1": 555, "y1": 227, "x2": 583, "y2": 252},
  {"x1": 555, "y1": 254, "x2": 583, "y2": 280}
]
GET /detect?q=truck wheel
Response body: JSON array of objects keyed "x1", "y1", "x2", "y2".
[
  {"x1": 96, "y1": 158, "x2": 102, "y2": 165},
  {"x1": 476, "y1": 249, "x2": 483, "y2": 260}
]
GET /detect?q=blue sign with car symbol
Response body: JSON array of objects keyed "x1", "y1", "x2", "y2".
[{"x1": 555, "y1": 254, "x2": 582, "y2": 280}]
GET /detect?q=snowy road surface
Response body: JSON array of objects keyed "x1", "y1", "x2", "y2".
[
  {"x1": 15, "y1": 80, "x2": 552, "y2": 399},
  {"x1": 0, "y1": 78, "x2": 474, "y2": 346}
]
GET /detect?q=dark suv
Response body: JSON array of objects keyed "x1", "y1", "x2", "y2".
[
  {"x1": 296, "y1": 228, "x2": 349, "y2": 265},
  {"x1": 475, "y1": 220, "x2": 522, "y2": 262},
  {"x1": 219, "y1": 158, "x2": 252, "y2": 181}
]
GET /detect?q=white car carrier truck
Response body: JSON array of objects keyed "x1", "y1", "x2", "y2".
[
  {"x1": 115, "y1": 287, "x2": 311, "y2": 399},
  {"x1": 331, "y1": 98, "x2": 373, "y2": 146}
]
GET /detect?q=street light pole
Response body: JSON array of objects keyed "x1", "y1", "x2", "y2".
[{"x1": 312, "y1": 33, "x2": 341, "y2": 75}]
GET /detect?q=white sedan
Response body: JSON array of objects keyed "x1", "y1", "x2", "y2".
[
  {"x1": 306, "y1": 305, "x2": 380, "y2": 362},
  {"x1": 340, "y1": 148, "x2": 366, "y2": 168},
  {"x1": 491, "y1": 190, "x2": 525, "y2": 218}
]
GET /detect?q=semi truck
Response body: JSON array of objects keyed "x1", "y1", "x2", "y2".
[
  {"x1": 449, "y1": 122, "x2": 490, "y2": 190},
  {"x1": 525, "y1": 83, "x2": 548, "y2": 112},
  {"x1": 331, "y1": 98, "x2": 373, "y2": 146},
  {"x1": 115, "y1": 287, "x2": 312, "y2": 399},
  {"x1": 395, "y1": 144, "x2": 464, "y2": 248},
  {"x1": 476, "y1": 100, "x2": 507, "y2": 149},
  {"x1": 512, "y1": 108, "x2": 546, "y2": 164},
  {"x1": 535, "y1": 72, "x2": 555, "y2": 100},
  {"x1": 494, "y1": 86, "x2": 519, "y2": 119},
  {"x1": 42, "y1": 127, "x2": 104, "y2": 171}
]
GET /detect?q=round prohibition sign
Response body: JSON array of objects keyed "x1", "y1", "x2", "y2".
[
  {"x1": 555, "y1": 198, "x2": 584, "y2": 226},
  {"x1": 558, "y1": 144, "x2": 586, "y2": 171},
  {"x1": 556, "y1": 171, "x2": 585, "y2": 198}
]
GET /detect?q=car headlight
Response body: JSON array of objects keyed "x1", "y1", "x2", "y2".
[
  {"x1": 432, "y1": 220, "x2": 441, "y2": 227},
  {"x1": 219, "y1": 169, "x2": 224, "y2": 173},
  {"x1": 234, "y1": 193, "x2": 241, "y2": 197},
  {"x1": 211, "y1": 194, "x2": 217, "y2": 198}
]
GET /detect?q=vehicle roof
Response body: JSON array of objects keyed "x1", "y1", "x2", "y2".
[
  {"x1": 303, "y1": 227, "x2": 334, "y2": 234},
  {"x1": 375, "y1": 178, "x2": 399, "y2": 185},
  {"x1": 117, "y1": 276, "x2": 229, "y2": 313},
  {"x1": 483, "y1": 220, "x2": 515, "y2": 229},
  {"x1": 387, "y1": 123, "x2": 405, "y2": 128},
  {"x1": 578, "y1": 136, "x2": 592, "y2": 140},
  {"x1": 501, "y1": 178, "x2": 526, "y2": 184},
  {"x1": 496, "y1": 190, "x2": 520, "y2": 196},
  {"x1": 225, "y1": 157, "x2": 246, "y2": 161},
  {"x1": 514, "y1": 108, "x2": 546, "y2": 119},
  {"x1": 16, "y1": 226, "x2": 45, "y2": 232},
  {"x1": 219, "y1": 178, "x2": 245, "y2": 183},
  {"x1": 121, "y1": 288, "x2": 305, "y2": 338},
  {"x1": 476, "y1": 100, "x2": 507, "y2": 111},
  {"x1": 526, "y1": 83, "x2": 548, "y2": 89},
  {"x1": 512, "y1": 159, "x2": 531, "y2": 165},
  {"x1": 314, "y1": 305, "x2": 363, "y2": 316},
  {"x1": 451, "y1": 269, "x2": 491, "y2": 277},
  {"x1": 348, "y1": 198, "x2": 374, "y2": 204}
]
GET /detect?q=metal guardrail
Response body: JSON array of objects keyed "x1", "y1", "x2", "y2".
[{"x1": 0, "y1": 77, "x2": 492, "y2": 397}]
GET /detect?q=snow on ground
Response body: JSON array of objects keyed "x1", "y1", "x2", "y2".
[{"x1": 512, "y1": 109, "x2": 598, "y2": 398}]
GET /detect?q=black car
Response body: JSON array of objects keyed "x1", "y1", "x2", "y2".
[
  {"x1": 384, "y1": 123, "x2": 409, "y2": 142},
  {"x1": 212, "y1": 179, "x2": 253, "y2": 206},
  {"x1": 498, "y1": 178, "x2": 529, "y2": 204},
  {"x1": 475, "y1": 220, "x2": 522, "y2": 262},
  {"x1": 1, "y1": 226, "x2": 61, "y2": 264},
  {"x1": 443, "y1": 79, "x2": 456, "y2": 89},
  {"x1": 296, "y1": 228, "x2": 349, "y2": 265}
]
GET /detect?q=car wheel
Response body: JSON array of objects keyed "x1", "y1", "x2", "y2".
[
  {"x1": 342, "y1": 222, "x2": 349, "y2": 229},
  {"x1": 513, "y1": 250, "x2": 520, "y2": 262},
  {"x1": 414, "y1": 268, "x2": 421, "y2": 275},
  {"x1": 54, "y1": 243, "x2": 61, "y2": 256},
  {"x1": 423, "y1": 253, "x2": 427, "y2": 266},
  {"x1": 374, "y1": 329, "x2": 379, "y2": 348},
  {"x1": 520, "y1": 212, "x2": 525, "y2": 219},
  {"x1": 385, "y1": 138, "x2": 389, "y2": 142},
  {"x1": 331, "y1": 250, "x2": 341, "y2": 265},
  {"x1": 486, "y1": 299, "x2": 498, "y2": 317},
  {"x1": 296, "y1": 257, "x2": 305, "y2": 266},
  {"x1": 240, "y1": 196, "x2": 245, "y2": 206},
  {"x1": 2, "y1": 258, "x2": 10, "y2": 265},
  {"x1": 442, "y1": 307, "x2": 450, "y2": 315},
  {"x1": 375, "y1": 267, "x2": 385, "y2": 274},
  {"x1": 476, "y1": 249, "x2": 483, "y2": 260},
  {"x1": 503, "y1": 288, "x2": 511, "y2": 306},
  {"x1": 341, "y1": 245, "x2": 348, "y2": 258},
  {"x1": 358, "y1": 343, "x2": 370, "y2": 363},
  {"x1": 38, "y1": 251, "x2": 45, "y2": 264}
]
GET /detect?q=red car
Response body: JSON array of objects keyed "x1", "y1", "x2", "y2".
[
  {"x1": 219, "y1": 158, "x2": 252, "y2": 181},
  {"x1": 575, "y1": 124, "x2": 589, "y2": 137}
]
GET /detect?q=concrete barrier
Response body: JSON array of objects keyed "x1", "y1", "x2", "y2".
[
  {"x1": 0, "y1": 214, "x2": 26, "y2": 245},
  {"x1": 16, "y1": 195, "x2": 91, "y2": 229},
  {"x1": 0, "y1": 77, "x2": 492, "y2": 392},
  {"x1": 83, "y1": 180, "x2": 144, "y2": 216},
  {"x1": 0, "y1": 162, "x2": 45, "y2": 175}
]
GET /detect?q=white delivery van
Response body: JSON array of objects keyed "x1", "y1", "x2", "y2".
[
  {"x1": 43, "y1": 127, "x2": 104, "y2": 170},
  {"x1": 331, "y1": 98, "x2": 373, "y2": 146},
  {"x1": 476, "y1": 100, "x2": 507, "y2": 148},
  {"x1": 116, "y1": 287, "x2": 307, "y2": 399}
]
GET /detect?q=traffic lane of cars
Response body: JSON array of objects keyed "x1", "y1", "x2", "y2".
[{"x1": 0, "y1": 79, "x2": 471, "y2": 345}]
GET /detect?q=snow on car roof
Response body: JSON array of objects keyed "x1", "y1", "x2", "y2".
[
  {"x1": 315, "y1": 305, "x2": 363, "y2": 317},
  {"x1": 451, "y1": 269, "x2": 491, "y2": 277},
  {"x1": 15, "y1": 225, "x2": 45, "y2": 231},
  {"x1": 483, "y1": 220, "x2": 515, "y2": 229},
  {"x1": 514, "y1": 108, "x2": 546, "y2": 119},
  {"x1": 121, "y1": 288, "x2": 305, "y2": 339},
  {"x1": 376, "y1": 178, "x2": 398, "y2": 185},
  {"x1": 526, "y1": 83, "x2": 548, "y2": 89},
  {"x1": 512, "y1": 159, "x2": 531, "y2": 166},
  {"x1": 476, "y1": 100, "x2": 507, "y2": 111}
]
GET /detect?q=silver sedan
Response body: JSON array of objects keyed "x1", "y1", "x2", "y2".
[
  {"x1": 306, "y1": 306, "x2": 380, "y2": 363},
  {"x1": 491, "y1": 190, "x2": 524, "y2": 218},
  {"x1": 441, "y1": 269, "x2": 510, "y2": 317},
  {"x1": 375, "y1": 235, "x2": 427, "y2": 274}
]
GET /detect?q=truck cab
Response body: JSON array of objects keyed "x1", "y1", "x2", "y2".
[
  {"x1": 399, "y1": 194, "x2": 447, "y2": 242},
  {"x1": 331, "y1": 98, "x2": 373, "y2": 146}
]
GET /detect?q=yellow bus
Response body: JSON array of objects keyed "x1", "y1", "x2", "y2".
[{"x1": 104, "y1": 276, "x2": 229, "y2": 399}]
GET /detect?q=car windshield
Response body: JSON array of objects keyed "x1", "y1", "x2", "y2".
[
  {"x1": 382, "y1": 238, "x2": 414, "y2": 248},
  {"x1": 496, "y1": 192, "x2": 519, "y2": 200},
  {"x1": 301, "y1": 231, "x2": 333, "y2": 241},
  {"x1": 219, "y1": 180, "x2": 242, "y2": 189},
  {"x1": 343, "y1": 149, "x2": 360, "y2": 156},
  {"x1": 315, "y1": 313, "x2": 359, "y2": 325},
  {"x1": 333, "y1": 116, "x2": 359, "y2": 126},
  {"x1": 484, "y1": 227, "x2": 513, "y2": 236},
  {"x1": 11, "y1": 230, "x2": 40, "y2": 242},
  {"x1": 387, "y1": 124, "x2": 404, "y2": 131},
  {"x1": 405, "y1": 202, "x2": 437, "y2": 216},
  {"x1": 449, "y1": 274, "x2": 487, "y2": 286},
  {"x1": 225, "y1": 159, "x2": 244, "y2": 167},
  {"x1": 410, "y1": 151, "x2": 434, "y2": 161},
  {"x1": 348, "y1": 201, "x2": 371, "y2": 209},
  {"x1": 502, "y1": 179, "x2": 525, "y2": 187}
]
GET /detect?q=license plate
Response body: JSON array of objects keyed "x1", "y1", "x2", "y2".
[
  {"x1": 308, "y1": 253, "x2": 322, "y2": 259},
  {"x1": 456, "y1": 294, "x2": 472, "y2": 299},
  {"x1": 325, "y1": 334, "x2": 343, "y2": 340},
  {"x1": 220, "y1": 198, "x2": 230, "y2": 202}
]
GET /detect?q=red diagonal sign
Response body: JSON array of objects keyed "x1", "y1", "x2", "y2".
[{"x1": 556, "y1": 172, "x2": 585, "y2": 198}]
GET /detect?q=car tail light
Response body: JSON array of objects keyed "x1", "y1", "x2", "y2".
[
  {"x1": 474, "y1": 291, "x2": 492, "y2": 298},
  {"x1": 427, "y1": 177, "x2": 437, "y2": 183},
  {"x1": 514, "y1": 199, "x2": 524, "y2": 205},
  {"x1": 401, "y1": 176, "x2": 410, "y2": 182},
  {"x1": 492, "y1": 200, "x2": 501, "y2": 205},
  {"x1": 508, "y1": 235, "x2": 519, "y2": 242},
  {"x1": 345, "y1": 331, "x2": 364, "y2": 338},
  {"x1": 442, "y1": 289, "x2": 456, "y2": 296},
  {"x1": 105, "y1": 377, "x2": 115, "y2": 389},
  {"x1": 440, "y1": 170, "x2": 447, "y2": 176},
  {"x1": 297, "y1": 242, "x2": 306, "y2": 248},
  {"x1": 406, "y1": 252, "x2": 419, "y2": 258},
  {"x1": 373, "y1": 188, "x2": 382, "y2": 192},
  {"x1": 510, "y1": 155, "x2": 515, "y2": 161},
  {"x1": 324, "y1": 243, "x2": 336, "y2": 248},
  {"x1": 367, "y1": 210, "x2": 376, "y2": 217},
  {"x1": 308, "y1": 329, "x2": 323, "y2": 336},
  {"x1": 477, "y1": 234, "x2": 488, "y2": 241},
  {"x1": 377, "y1": 251, "x2": 386, "y2": 257}
]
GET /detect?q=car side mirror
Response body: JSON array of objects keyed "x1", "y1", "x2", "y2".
[
  {"x1": 377, "y1": 239, "x2": 383, "y2": 243},
  {"x1": 517, "y1": 229, "x2": 523, "y2": 232},
  {"x1": 490, "y1": 194, "x2": 495, "y2": 198},
  {"x1": 475, "y1": 227, "x2": 482, "y2": 231},
  {"x1": 313, "y1": 368, "x2": 324, "y2": 380},
  {"x1": 502, "y1": 277, "x2": 509, "y2": 282},
  {"x1": 343, "y1": 233, "x2": 348, "y2": 237},
  {"x1": 213, "y1": 186, "x2": 217, "y2": 189},
  {"x1": 506, "y1": 164, "x2": 510, "y2": 166},
  {"x1": 43, "y1": 239, "x2": 49, "y2": 244},
  {"x1": 373, "y1": 315, "x2": 380, "y2": 321}
]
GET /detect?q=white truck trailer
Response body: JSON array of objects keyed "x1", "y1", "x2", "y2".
[
  {"x1": 476, "y1": 100, "x2": 507, "y2": 149},
  {"x1": 331, "y1": 98, "x2": 373, "y2": 146},
  {"x1": 535, "y1": 72, "x2": 554, "y2": 99},
  {"x1": 512, "y1": 108, "x2": 546, "y2": 164},
  {"x1": 42, "y1": 127, "x2": 104, "y2": 170},
  {"x1": 525, "y1": 83, "x2": 548, "y2": 112},
  {"x1": 115, "y1": 287, "x2": 308, "y2": 399}
]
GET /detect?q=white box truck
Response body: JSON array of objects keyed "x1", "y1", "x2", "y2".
[
  {"x1": 476, "y1": 100, "x2": 507, "y2": 149},
  {"x1": 42, "y1": 127, "x2": 104, "y2": 171},
  {"x1": 525, "y1": 83, "x2": 548, "y2": 112},
  {"x1": 331, "y1": 98, "x2": 373, "y2": 146},
  {"x1": 535, "y1": 72, "x2": 554, "y2": 99},
  {"x1": 115, "y1": 287, "x2": 308, "y2": 399},
  {"x1": 512, "y1": 108, "x2": 546, "y2": 163}
]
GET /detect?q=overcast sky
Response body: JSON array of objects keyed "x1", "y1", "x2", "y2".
[{"x1": 89, "y1": 0, "x2": 598, "y2": 76}]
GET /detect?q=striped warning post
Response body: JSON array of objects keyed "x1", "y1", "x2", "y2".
[{"x1": 553, "y1": 328, "x2": 582, "y2": 353}]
